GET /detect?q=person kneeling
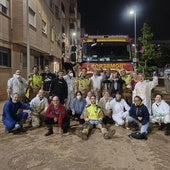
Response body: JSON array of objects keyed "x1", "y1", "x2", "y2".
[
  {"x1": 44, "y1": 96, "x2": 70, "y2": 136},
  {"x1": 2, "y1": 93, "x2": 31, "y2": 133},
  {"x1": 29, "y1": 89, "x2": 49, "y2": 128},
  {"x1": 127, "y1": 96, "x2": 149, "y2": 140},
  {"x1": 151, "y1": 94, "x2": 170, "y2": 136}
]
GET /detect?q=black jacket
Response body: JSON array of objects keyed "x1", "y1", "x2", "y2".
[
  {"x1": 49, "y1": 77, "x2": 68, "y2": 99},
  {"x1": 129, "y1": 104, "x2": 150, "y2": 125}
]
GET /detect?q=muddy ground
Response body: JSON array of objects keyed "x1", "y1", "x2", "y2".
[{"x1": 0, "y1": 119, "x2": 170, "y2": 170}]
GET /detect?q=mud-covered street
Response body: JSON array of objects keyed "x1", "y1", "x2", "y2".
[{"x1": 0, "y1": 117, "x2": 170, "y2": 170}]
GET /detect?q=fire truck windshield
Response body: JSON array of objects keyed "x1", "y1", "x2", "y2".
[{"x1": 82, "y1": 42, "x2": 131, "y2": 62}]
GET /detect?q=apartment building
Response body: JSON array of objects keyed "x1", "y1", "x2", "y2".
[{"x1": 0, "y1": 0, "x2": 81, "y2": 101}]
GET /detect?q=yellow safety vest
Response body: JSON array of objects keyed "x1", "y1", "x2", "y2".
[
  {"x1": 86, "y1": 104, "x2": 102, "y2": 120},
  {"x1": 29, "y1": 74, "x2": 43, "y2": 88},
  {"x1": 77, "y1": 76, "x2": 91, "y2": 90},
  {"x1": 121, "y1": 74, "x2": 131, "y2": 86}
]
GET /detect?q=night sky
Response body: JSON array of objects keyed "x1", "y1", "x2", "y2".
[{"x1": 77, "y1": 0, "x2": 170, "y2": 40}]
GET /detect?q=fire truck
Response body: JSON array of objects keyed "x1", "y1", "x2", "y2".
[{"x1": 77, "y1": 35, "x2": 134, "y2": 74}]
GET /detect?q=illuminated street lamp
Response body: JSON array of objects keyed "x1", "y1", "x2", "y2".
[
  {"x1": 70, "y1": 32, "x2": 77, "y2": 62},
  {"x1": 71, "y1": 32, "x2": 76, "y2": 45}
]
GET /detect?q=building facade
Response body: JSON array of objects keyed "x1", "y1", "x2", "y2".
[{"x1": 0, "y1": 0, "x2": 81, "y2": 101}]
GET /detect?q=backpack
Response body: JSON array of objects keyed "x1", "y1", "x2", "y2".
[{"x1": 128, "y1": 132, "x2": 148, "y2": 140}]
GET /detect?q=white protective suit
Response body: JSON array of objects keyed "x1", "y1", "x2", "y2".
[
  {"x1": 7, "y1": 74, "x2": 27, "y2": 97},
  {"x1": 105, "y1": 98, "x2": 130, "y2": 125},
  {"x1": 133, "y1": 76, "x2": 158, "y2": 114},
  {"x1": 91, "y1": 74, "x2": 103, "y2": 101},
  {"x1": 152, "y1": 100, "x2": 170, "y2": 124},
  {"x1": 30, "y1": 95, "x2": 49, "y2": 127},
  {"x1": 63, "y1": 75, "x2": 76, "y2": 109}
]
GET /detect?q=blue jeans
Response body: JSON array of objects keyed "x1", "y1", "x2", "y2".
[
  {"x1": 127, "y1": 116, "x2": 149, "y2": 134},
  {"x1": 89, "y1": 120, "x2": 100, "y2": 125}
]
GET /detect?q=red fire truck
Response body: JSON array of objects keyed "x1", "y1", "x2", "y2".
[{"x1": 77, "y1": 35, "x2": 134, "y2": 74}]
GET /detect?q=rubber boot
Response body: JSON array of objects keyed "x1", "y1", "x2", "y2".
[
  {"x1": 164, "y1": 123, "x2": 170, "y2": 136},
  {"x1": 45, "y1": 128, "x2": 53, "y2": 136}
]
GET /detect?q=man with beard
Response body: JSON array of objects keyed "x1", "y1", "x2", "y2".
[
  {"x1": 41, "y1": 65, "x2": 56, "y2": 99},
  {"x1": 2, "y1": 93, "x2": 31, "y2": 133},
  {"x1": 7, "y1": 69, "x2": 27, "y2": 102}
]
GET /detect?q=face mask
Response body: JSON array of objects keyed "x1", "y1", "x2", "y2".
[
  {"x1": 69, "y1": 73, "x2": 73, "y2": 77},
  {"x1": 76, "y1": 95, "x2": 81, "y2": 100}
]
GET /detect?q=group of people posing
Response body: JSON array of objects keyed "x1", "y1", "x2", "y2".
[{"x1": 2, "y1": 65, "x2": 170, "y2": 140}]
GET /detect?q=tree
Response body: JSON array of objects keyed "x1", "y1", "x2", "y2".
[{"x1": 138, "y1": 23, "x2": 161, "y2": 77}]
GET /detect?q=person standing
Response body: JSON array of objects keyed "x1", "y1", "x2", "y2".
[
  {"x1": 26, "y1": 65, "x2": 43, "y2": 101},
  {"x1": 108, "y1": 70, "x2": 124, "y2": 98},
  {"x1": 120, "y1": 69, "x2": 131, "y2": 89},
  {"x1": 7, "y1": 69, "x2": 27, "y2": 102},
  {"x1": 91, "y1": 69, "x2": 103, "y2": 101},
  {"x1": 130, "y1": 71, "x2": 138, "y2": 91},
  {"x1": 76, "y1": 67, "x2": 92, "y2": 98},
  {"x1": 63, "y1": 69, "x2": 76, "y2": 110},
  {"x1": 102, "y1": 69, "x2": 111, "y2": 90},
  {"x1": 2, "y1": 93, "x2": 31, "y2": 133},
  {"x1": 119, "y1": 69, "x2": 132, "y2": 105},
  {"x1": 49, "y1": 70, "x2": 68, "y2": 104},
  {"x1": 41, "y1": 65, "x2": 56, "y2": 99},
  {"x1": 133, "y1": 73, "x2": 158, "y2": 114},
  {"x1": 62, "y1": 57, "x2": 76, "y2": 77}
]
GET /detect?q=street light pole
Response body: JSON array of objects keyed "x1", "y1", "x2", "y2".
[
  {"x1": 134, "y1": 11, "x2": 136, "y2": 54},
  {"x1": 130, "y1": 9, "x2": 136, "y2": 52},
  {"x1": 130, "y1": 8, "x2": 137, "y2": 68},
  {"x1": 26, "y1": 0, "x2": 30, "y2": 77}
]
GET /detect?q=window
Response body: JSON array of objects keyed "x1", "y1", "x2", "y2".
[
  {"x1": 70, "y1": 23, "x2": 75, "y2": 29},
  {"x1": 29, "y1": 8, "x2": 35, "y2": 27},
  {"x1": 56, "y1": 33, "x2": 60, "y2": 40},
  {"x1": 42, "y1": 20, "x2": 47, "y2": 34},
  {"x1": 22, "y1": 53, "x2": 27, "y2": 67},
  {"x1": 82, "y1": 42, "x2": 131, "y2": 62},
  {"x1": 62, "y1": 25, "x2": 65, "y2": 34},
  {"x1": 51, "y1": 28, "x2": 55, "y2": 42},
  {"x1": 61, "y1": 2, "x2": 65, "y2": 13},
  {"x1": 0, "y1": 0, "x2": 9, "y2": 15},
  {"x1": 0, "y1": 46, "x2": 11, "y2": 67},
  {"x1": 49, "y1": 0, "x2": 54, "y2": 13},
  {"x1": 45, "y1": 59, "x2": 49, "y2": 66},
  {"x1": 34, "y1": 56, "x2": 39, "y2": 66},
  {"x1": 62, "y1": 42, "x2": 65, "y2": 54},
  {"x1": 50, "y1": 0, "x2": 54, "y2": 9},
  {"x1": 69, "y1": 5, "x2": 75, "y2": 14},
  {"x1": 55, "y1": 5, "x2": 60, "y2": 19},
  {"x1": 40, "y1": 55, "x2": 44, "y2": 70}
]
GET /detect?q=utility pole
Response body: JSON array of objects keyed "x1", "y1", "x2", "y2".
[{"x1": 26, "y1": 0, "x2": 30, "y2": 77}]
